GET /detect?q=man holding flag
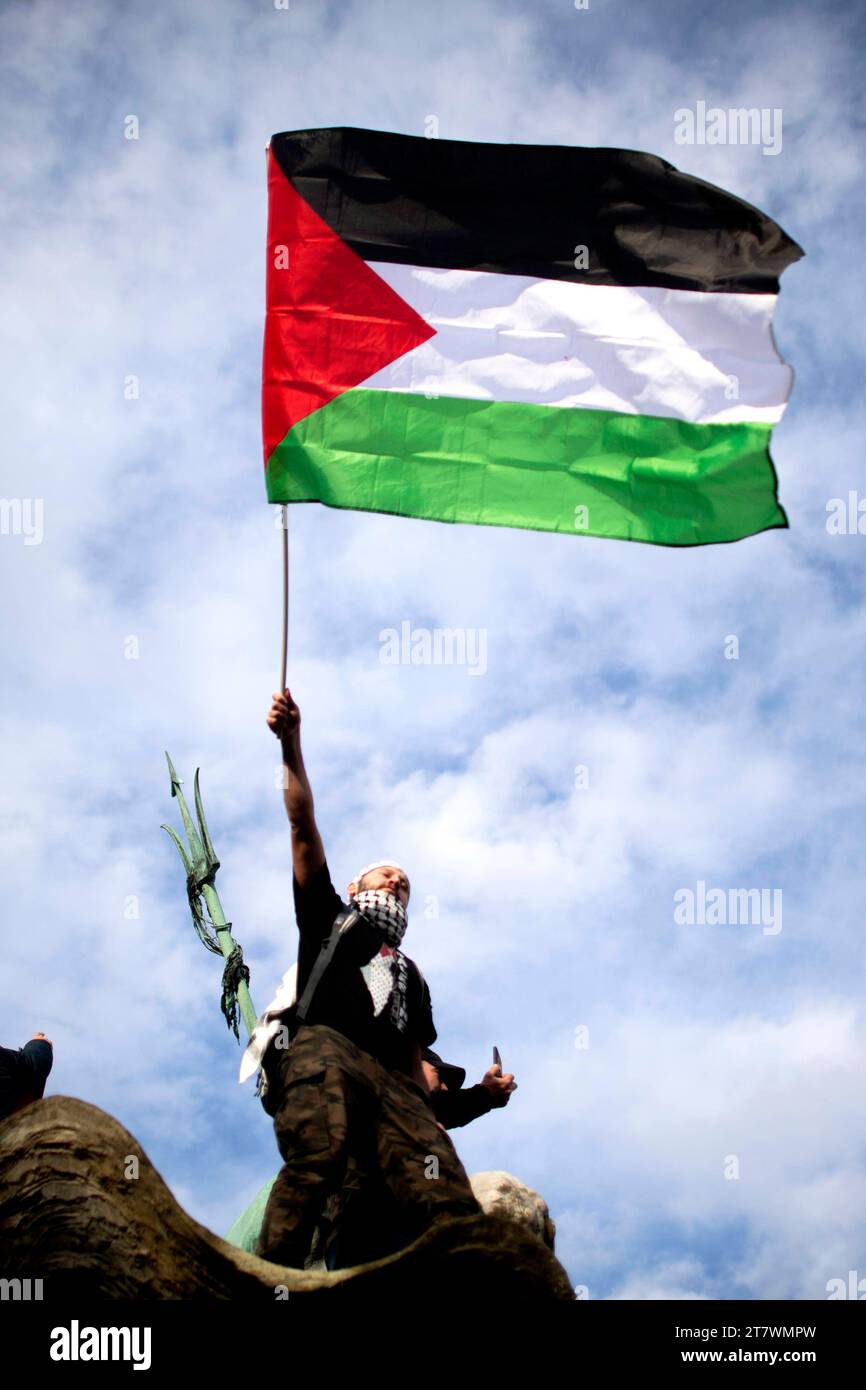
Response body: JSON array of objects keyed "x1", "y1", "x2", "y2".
[
  {"x1": 250, "y1": 126, "x2": 803, "y2": 1270},
  {"x1": 253, "y1": 688, "x2": 482, "y2": 1269}
]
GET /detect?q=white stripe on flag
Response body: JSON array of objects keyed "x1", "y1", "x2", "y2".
[{"x1": 361, "y1": 263, "x2": 793, "y2": 426}]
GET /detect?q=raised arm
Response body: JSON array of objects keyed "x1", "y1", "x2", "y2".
[{"x1": 267, "y1": 688, "x2": 325, "y2": 889}]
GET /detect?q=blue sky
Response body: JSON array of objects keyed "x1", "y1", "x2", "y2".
[{"x1": 2, "y1": 0, "x2": 865, "y2": 1299}]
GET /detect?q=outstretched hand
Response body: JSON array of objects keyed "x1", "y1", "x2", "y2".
[
  {"x1": 267, "y1": 688, "x2": 301, "y2": 744},
  {"x1": 481, "y1": 1064, "x2": 516, "y2": 1107}
]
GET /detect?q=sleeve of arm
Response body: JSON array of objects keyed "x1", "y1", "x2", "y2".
[
  {"x1": 431, "y1": 1084, "x2": 494, "y2": 1130},
  {"x1": 293, "y1": 860, "x2": 344, "y2": 948}
]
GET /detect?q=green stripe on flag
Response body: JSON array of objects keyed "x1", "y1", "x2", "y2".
[{"x1": 266, "y1": 388, "x2": 786, "y2": 546}]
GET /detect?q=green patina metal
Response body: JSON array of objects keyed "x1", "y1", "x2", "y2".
[{"x1": 162, "y1": 753, "x2": 257, "y2": 1041}]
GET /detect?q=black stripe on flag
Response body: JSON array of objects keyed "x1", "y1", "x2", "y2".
[{"x1": 271, "y1": 127, "x2": 803, "y2": 295}]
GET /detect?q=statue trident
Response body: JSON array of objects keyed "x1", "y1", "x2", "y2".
[{"x1": 161, "y1": 753, "x2": 257, "y2": 1042}]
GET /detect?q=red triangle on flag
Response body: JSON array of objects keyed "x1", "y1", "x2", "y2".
[{"x1": 262, "y1": 149, "x2": 435, "y2": 463}]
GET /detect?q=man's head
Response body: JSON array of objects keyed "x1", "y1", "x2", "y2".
[
  {"x1": 421, "y1": 1048, "x2": 466, "y2": 1093},
  {"x1": 346, "y1": 861, "x2": 411, "y2": 948},
  {"x1": 346, "y1": 861, "x2": 410, "y2": 908}
]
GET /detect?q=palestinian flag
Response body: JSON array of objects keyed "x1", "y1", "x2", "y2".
[{"x1": 262, "y1": 127, "x2": 803, "y2": 546}]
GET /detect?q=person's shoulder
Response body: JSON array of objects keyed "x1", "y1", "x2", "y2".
[{"x1": 293, "y1": 859, "x2": 346, "y2": 935}]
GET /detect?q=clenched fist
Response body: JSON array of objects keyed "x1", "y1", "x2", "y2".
[{"x1": 267, "y1": 688, "x2": 301, "y2": 745}]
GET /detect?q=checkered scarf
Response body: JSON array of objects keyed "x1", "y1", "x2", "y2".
[{"x1": 351, "y1": 886, "x2": 410, "y2": 1033}]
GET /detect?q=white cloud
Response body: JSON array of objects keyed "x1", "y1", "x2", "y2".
[{"x1": 1, "y1": 0, "x2": 863, "y2": 1297}]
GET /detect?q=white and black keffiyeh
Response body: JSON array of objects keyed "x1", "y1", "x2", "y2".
[
  {"x1": 351, "y1": 885, "x2": 410, "y2": 1033},
  {"x1": 239, "y1": 866, "x2": 414, "y2": 1091},
  {"x1": 387, "y1": 949, "x2": 410, "y2": 1033},
  {"x1": 351, "y1": 886, "x2": 408, "y2": 946}
]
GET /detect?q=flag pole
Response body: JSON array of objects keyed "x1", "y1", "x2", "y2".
[
  {"x1": 279, "y1": 504, "x2": 289, "y2": 690},
  {"x1": 266, "y1": 140, "x2": 289, "y2": 695}
]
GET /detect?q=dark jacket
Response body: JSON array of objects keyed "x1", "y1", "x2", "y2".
[
  {"x1": 422, "y1": 1047, "x2": 495, "y2": 1129},
  {"x1": 431, "y1": 1082, "x2": 494, "y2": 1129},
  {"x1": 0, "y1": 1040, "x2": 53, "y2": 1120}
]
